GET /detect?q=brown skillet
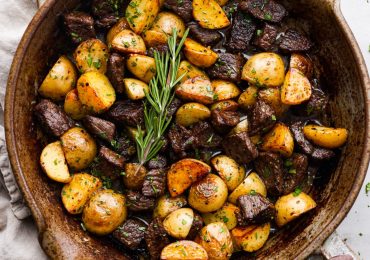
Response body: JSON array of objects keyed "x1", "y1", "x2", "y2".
[{"x1": 5, "y1": 0, "x2": 370, "y2": 259}]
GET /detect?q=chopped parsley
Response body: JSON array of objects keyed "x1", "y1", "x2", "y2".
[
  {"x1": 365, "y1": 182, "x2": 370, "y2": 195},
  {"x1": 264, "y1": 13, "x2": 272, "y2": 21},
  {"x1": 293, "y1": 187, "x2": 302, "y2": 197}
]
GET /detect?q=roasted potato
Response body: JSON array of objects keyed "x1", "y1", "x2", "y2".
[
  {"x1": 228, "y1": 172, "x2": 267, "y2": 204},
  {"x1": 193, "y1": 0, "x2": 230, "y2": 29},
  {"x1": 77, "y1": 71, "x2": 116, "y2": 114},
  {"x1": 64, "y1": 89, "x2": 87, "y2": 120},
  {"x1": 40, "y1": 141, "x2": 71, "y2": 183},
  {"x1": 242, "y1": 52, "x2": 285, "y2": 88},
  {"x1": 142, "y1": 29, "x2": 168, "y2": 47},
  {"x1": 228, "y1": 119, "x2": 248, "y2": 135},
  {"x1": 38, "y1": 56, "x2": 77, "y2": 101},
  {"x1": 82, "y1": 189, "x2": 127, "y2": 235},
  {"x1": 167, "y1": 158, "x2": 211, "y2": 197},
  {"x1": 275, "y1": 192, "x2": 317, "y2": 227},
  {"x1": 183, "y1": 38, "x2": 218, "y2": 68},
  {"x1": 125, "y1": 0, "x2": 160, "y2": 34},
  {"x1": 202, "y1": 202, "x2": 239, "y2": 230},
  {"x1": 261, "y1": 122, "x2": 294, "y2": 157},
  {"x1": 126, "y1": 54, "x2": 156, "y2": 83},
  {"x1": 238, "y1": 86, "x2": 258, "y2": 110},
  {"x1": 258, "y1": 88, "x2": 289, "y2": 117},
  {"x1": 111, "y1": 29, "x2": 146, "y2": 54},
  {"x1": 176, "y1": 102, "x2": 211, "y2": 127},
  {"x1": 153, "y1": 194, "x2": 188, "y2": 219},
  {"x1": 303, "y1": 125, "x2": 348, "y2": 149},
  {"x1": 211, "y1": 155, "x2": 245, "y2": 191},
  {"x1": 60, "y1": 127, "x2": 97, "y2": 170},
  {"x1": 289, "y1": 53, "x2": 313, "y2": 78},
  {"x1": 211, "y1": 100, "x2": 239, "y2": 112},
  {"x1": 161, "y1": 240, "x2": 208, "y2": 260},
  {"x1": 123, "y1": 78, "x2": 149, "y2": 100},
  {"x1": 123, "y1": 163, "x2": 147, "y2": 190},
  {"x1": 176, "y1": 76, "x2": 216, "y2": 105},
  {"x1": 61, "y1": 173, "x2": 102, "y2": 214},
  {"x1": 231, "y1": 223, "x2": 270, "y2": 252},
  {"x1": 106, "y1": 18, "x2": 130, "y2": 48},
  {"x1": 177, "y1": 61, "x2": 209, "y2": 83},
  {"x1": 281, "y1": 68, "x2": 312, "y2": 105},
  {"x1": 195, "y1": 222, "x2": 233, "y2": 259},
  {"x1": 74, "y1": 39, "x2": 108, "y2": 74},
  {"x1": 188, "y1": 174, "x2": 228, "y2": 213},
  {"x1": 163, "y1": 208, "x2": 194, "y2": 239},
  {"x1": 211, "y1": 80, "x2": 241, "y2": 101}
]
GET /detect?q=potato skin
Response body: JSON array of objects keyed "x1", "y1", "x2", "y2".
[
  {"x1": 153, "y1": 194, "x2": 188, "y2": 219},
  {"x1": 281, "y1": 68, "x2": 312, "y2": 105},
  {"x1": 183, "y1": 38, "x2": 218, "y2": 68},
  {"x1": 161, "y1": 240, "x2": 208, "y2": 260},
  {"x1": 228, "y1": 119, "x2": 248, "y2": 135},
  {"x1": 125, "y1": 0, "x2": 160, "y2": 34},
  {"x1": 202, "y1": 202, "x2": 239, "y2": 230},
  {"x1": 212, "y1": 80, "x2": 241, "y2": 101},
  {"x1": 176, "y1": 76, "x2": 216, "y2": 105},
  {"x1": 238, "y1": 86, "x2": 258, "y2": 110},
  {"x1": 106, "y1": 18, "x2": 130, "y2": 47},
  {"x1": 231, "y1": 223, "x2": 270, "y2": 252},
  {"x1": 261, "y1": 122, "x2": 294, "y2": 157},
  {"x1": 211, "y1": 100, "x2": 239, "y2": 112},
  {"x1": 193, "y1": 0, "x2": 230, "y2": 29},
  {"x1": 60, "y1": 127, "x2": 97, "y2": 170},
  {"x1": 211, "y1": 155, "x2": 245, "y2": 191},
  {"x1": 177, "y1": 61, "x2": 209, "y2": 83},
  {"x1": 123, "y1": 78, "x2": 149, "y2": 100},
  {"x1": 228, "y1": 172, "x2": 267, "y2": 204},
  {"x1": 163, "y1": 208, "x2": 194, "y2": 239},
  {"x1": 64, "y1": 89, "x2": 87, "y2": 120},
  {"x1": 82, "y1": 189, "x2": 127, "y2": 235},
  {"x1": 74, "y1": 39, "x2": 109, "y2": 74},
  {"x1": 289, "y1": 53, "x2": 313, "y2": 78},
  {"x1": 176, "y1": 102, "x2": 211, "y2": 127},
  {"x1": 258, "y1": 88, "x2": 289, "y2": 117},
  {"x1": 303, "y1": 125, "x2": 348, "y2": 149},
  {"x1": 123, "y1": 163, "x2": 147, "y2": 190},
  {"x1": 126, "y1": 54, "x2": 156, "y2": 83},
  {"x1": 111, "y1": 29, "x2": 146, "y2": 55}
]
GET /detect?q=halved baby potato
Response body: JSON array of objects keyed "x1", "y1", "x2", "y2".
[
  {"x1": 238, "y1": 86, "x2": 258, "y2": 110},
  {"x1": 289, "y1": 53, "x2": 313, "y2": 78},
  {"x1": 142, "y1": 29, "x2": 168, "y2": 47},
  {"x1": 74, "y1": 39, "x2": 109, "y2": 74},
  {"x1": 126, "y1": 54, "x2": 156, "y2": 83},
  {"x1": 229, "y1": 119, "x2": 248, "y2": 135},
  {"x1": 111, "y1": 29, "x2": 146, "y2": 54},
  {"x1": 38, "y1": 56, "x2": 77, "y2": 101},
  {"x1": 183, "y1": 38, "x2": 218, "y2": 68},
  {"x1": 211, "y1": 155, "x2": 245, "y2": 191},
  {"x1": 106, "y1": 18, "x2": 131, "y2": 48},
  {"x1": 163, "y1": 208, "x2": 194, "y2": 239},
  {"x1": 177, "y1": 61, "x2": 209, "y2": 83},
  {"x1": 123, "y1": 163, "x2": 147, "y2": 190},
  {"x1": 161, "y1": 240, "x2": 208, "y2": 260},
  {"x1": 202, "y1": 202, "x2": 239, "y2": 230},
  {"x1": 176, "y1": 102, "x2": 211, "y2": 127},
  {"x1": 228, "y1": 172, "x2": 267, "y2": 204},
  {"x1": 193, "y1": 0, "x2": 230, "y2": 29},
  {"x1": 303, "y1": 125, "x2": 348, "y2": 149},
  {"x1": 231, "y1": 223, "x2": 270, "y2": 252},
  {"x1": 212, "y1": 80, "x2": 241, "y2": 101},
  {"x1": 125, "y1": 0, "x2": 160, "y2": 34},
  {"x1": 261, "y1": 122, "x2": 294, "y2": 157},
  {"x1": 258, "y1": 88, "x2": 290, "y2": 117},
  {"x1": 281, "y1": 68, "x2": 312, "y2": 105},
  {"x1": 123, "y1": 78, "x2": 149, "y2": 100},
  {"x1": 64, "y1": 89, "x2": 87, "y2": 120},
  {"x1": 176, "y1": 76, "x2": 215, "y2": 105},
  {"x1": 211, "y1": 100, "x2": 239, "y2": 112},
  {"x1": 153, "y1": 194, "x2": 188, "y2": 219},
  {"x1": 40, "y1": 141, "x2": 71, "y2": 183}
]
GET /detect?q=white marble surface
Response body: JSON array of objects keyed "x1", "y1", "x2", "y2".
[{"x1": 336, "y1": 0, "x2": 370, "y2": 259}]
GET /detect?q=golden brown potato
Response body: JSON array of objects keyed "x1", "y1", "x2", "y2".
[
  {"x1": 161, "y1": 240, "x2": 208, "y2": 260},
  {"x1": 211, "y1": 155, "x2": 245, "y2": 191},
  {"x1": 106, "y1": 18, "x2": 130, "y2": 48},
  {"x1": 193, "y1": 0, "x2": 230, "y2": 29},
  {"x1": 195, "y1": 222, "x2": 233, "y2": 259},
  {"x1": 123, "y1": 78, "x2": 149, "y2": 100},
  {"x1": 281, "y1": 68, "x2": 312, "y2": 105},
  {"x1": 176, "y1": 103, "x2": 211, "y2": 127},
  {"x1": 82, "y1": 189, "x2": 127, "y2": 235},
  {"x1": 77, "y1": 71, "x2": 116, "y2": 114},
  {"x1": 38, "y1": 56, "x2": 77, "y2": 101},
  {"x1": 123, "y1": 163, "x2": 147, "y2": 190},
  {"x1": 176, "y1": 76, "x2": 216, "y2": 105},
  {"x1": 212, "y1": 80, "x2": 241, "y2": 101},
  {"x1": 74, "y1": 39, "x2": 108, "y2": 74},
  {"x1": 289, "y1": 53, "x2": 313, "y2": 78},
  {"x1": 202, "y1": 202, "x2": 239, "y2": 230},
  {"x1": 163, "y1": 208, "x2": 194, "y2": 239},
  {"x1": 167, "y1": 158, "x2": 211, "y2": 197},
  {"x1": 111, "y1": 29, "x2": 146, "y2": 54},
  {"x1": 238, "y1": 86, "x2": 258, "y2": 110},
  {"x1": 60, "y1": 127, "x2": 97, "y2": 170},
  {"x1": 231, "y1": 223, "x2": 270, "y2": 252},
  {"x1": 275, "y1": 192, "x2": 316, "y2": 227},
  {"x1": 177, "y1": 61, "x2": 209, "y2": 83},
  {"x1": 242, "y1": 52, "x2": 285, "y2": 88},
  {"x1": 125, "y1": 0, "x2": 160, "y2": 34},
  {"x1": 153, "y1": 194, "x2": 188, "y2": 219},
  {"x1": 61, "y1": 173, "x2": 102, "y2": 214},
  {"x1": 258, "y1": 88, "x2": 290, "y2": 117},
  {"x1": 188, "y1": 174, "x2": 228, "y2": 213},
  {"x1": 142, "y1": 29, "x2": 168, "y2": 47},
  {"x1": 64, "y1": 89, "x2": 87, "y2": 120},
  {"x1": 303, "y1": 125, "x2": 348, "y2": 149},
  {"x1": 40, "y1": 141, "x2": 71, "y2": 183},
  {"x1": 126, "y1": 54, "x2": 156, "y2": 83},
  {"x1": 228, "y1": 119, "x2": 248, "y2": 135},
  {"x1": 228, "y1": 172, "x2": 267, "y2": 204},
  {"x1": 183, "y1": 38, "x2": 218, "y2": 68},
  {"x1": 211, "y1": 100, "x2": 239, "y2": 112},
  {"x1": 261, "y1": 122, "x2": 294, "y2": 157}
]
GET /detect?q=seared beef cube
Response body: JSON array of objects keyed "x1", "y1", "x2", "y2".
[
  {"x1": 147, "y1": 44, "x2": 170, "y2": 57},
  {"x1": 223, "y1": 0, "x2": 243, "y2": 18},
  {"x1": 311, "y1": 147, "x2": 335, "y2": 161},
  {"x1": 186, "y1": 213, "x2": 203, "y2": 240},
  {"x1": 34, "y1": 99, "x2": 74, "y2": 137},
  {"x1": 113, "y1": 219, "x2": 146, "y2": 250},
  {"x1": 211, "y1": 110, "x2": 240, "y2": 134},
  {"x1": 145, "y1": 218, "x2": 171, "y2": 260},
  {"x1": 236, "y1": 194, "x2": 275, "y2": 225},
  {"x1": 254, "y1": 152, "x2": 284, "y2": 196},
  {"x1": 115, "y1": 135, "x2": 136, "y2": 158},
  {"x1": 90, "y1": 146, "x2": 125, "y2": 180},
  {"x1": 82, "y1": 115, "x2": 116, "y2": 142},
  {"x1": 222, "y1": 132, "x2": 258, "y2": 164},
  {"x1": 167, "y1": 98, "x2": 183, "y2": 117},
  {"x1": 207, "y1": 53, "x2": 244, "y2": 82},
  {"x1": 248, "y1": 100, "x2": 276, "y2": 135},
  {"x1": 126, "y1": 190, "x2": 156, "y2": 212},
  {"x1": 304, "y1": 86, "x2": 328, "y2": 116},
  {"x1": 105, "y1": 100, "x2": 144, "y2": 127},
  {"x1": 99, "y1": 146, "x2": 125, "y2": 169},
  {"x1": 187, "y1": 21, "x2": 222, "y2": 46},
  {"x1": 226, "y1": 12, "x2": 256, "y2": 52},
  {"x1": 168, "y1": 124, "x2": 192, "y2": 157},
  {"x1": 283, "y1": 153, "x2": 308, "y2": 194},
  {"x1": 142, "y1": 169, "x2": 166, "y2": 197},
  {"x1": 63, "y1": 12, "x2": 96, "y2": 44},
  {"x1": 239, "y1": 0, "x2": 287, "y2": 23},
  {"x1": 279, "y1": 29, "x2": 313, "y2": 52},
  {"x1": 290, "y1": 121, "x2": 315, "y2": 155},
  {"x1": 191, "y1": 121, "x2": 222, "y2": 149},
  {"x1": 91, "y1": 0, "x2": 121, "y2": 28},
  {"x1": 107, "y1": 53, "x2": 125, "y2": 94},
  {"x1": 147, "y1": 155, "x2": 168, "y2": 169},
  {"x1": 253, "y1": 23, "x2": 278, "y2": 51},
  {"x1": 164, "y1": 0, "x2": 193, "y2": 22}
]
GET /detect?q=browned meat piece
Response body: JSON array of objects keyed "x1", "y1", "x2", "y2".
[
  {"x1": 107, "y1": 53, "x2": 125, "y2": 94},
  {"x1": 167, "y1": 98, "x2": 183, "y2": 117},
  {"x1": 239, "y1": 0, "x2": 287, "y2": 23},
  {"x1": 82, "y1": 115, "x2": 116, "y2": 142},
  {"x1": 222, "y1": 132, "x2": 258, "y2": 164},
  {"x1": 236, "y1": 193, "x2": 276, "y2": 225},
  {"x1": 191, "y1": 121, "x2": 222, "y2": 149},
  {"x1": 91, "y1": 0, "x2": 121, "y2": 28},
  {"x1": 207, "y1": 53, "x2": 245, "y2": 82},
  {"x1": 279, "y1": 29, "x2": 313, "y2": 52},
  {"x1": 253, "y1": 23, "x2": 279, "y2": 51},
  {"x1": 186, "y1": 213, "x2": 203, "y2": 240},
  {"x1": 187, "y1": 21, "x2": 222, "y2": 46},
  {"x1": 226, "y1": 12, "x2": 257, "y2": 52},
  {"x1": 105, "y1": 100, "x2": 144, "y2": 127},
  {"x1": 126, "y1": 190, "x2": 156, "y2": 212},
  {"x1": 112, "y1": 219, "x2": 147, "y2": 250},
  {"x1": 90, "y1": 146, "x2": 125, "y2": 180},
  {"x1": 283, "y1": 153, "x2": 308, "y2": 194},
  {"x1": 34, "y1": 99, "x2": 74, "y2": 137},
  {"x1": 145, "y1": 218, "x2": 171, "y2": 260},
  {"x1": 164, "y1": 0, "x2": 193, "y2": 22},
  {"x1": 99, "y1": 146, "x2": 125, "y2": 169},
  {"x1": 168, "y1": 124, "x2": 192, "y2": 157},
  {"x1": 290, "y1": 121, "x2": 315, "y2": 155},
  {"x1": 248, "y1": 100, "x2": 276, "y2": 135},
  {"x1": 211, "y1": 110, "x2": 240, "y2": 134},
  {"x1": 63, "y1": 12, "x2": 96, "y2": 44},
  {"x1": 147, "y1": 155, "x2": 168, "y2": 169},
  {"x1": 304, "y1": 86, "x2": 328, "y2": 116},
  {"x1": 147, "y1": 44, "x2": 170, "y2": 57},
  {"x1": 114, "y1": 135, "x2": 136, "y2": 158},
  {"x1": 223, "y1": 0, "x2": 243, "y2": 18},
  {"x1": 142, "y1": 169, "x2": 166, "y2": 197},
  {"x1": 311, "y1": 147, "x2": 335, "y2": 161},
  {"x1": 254, "y1": 152, "x2": 284, "y2": 196}
]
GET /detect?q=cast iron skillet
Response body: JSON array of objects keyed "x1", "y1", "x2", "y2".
[{"x1": 5, "y1": 0, "x2": 370, "y2": 259}]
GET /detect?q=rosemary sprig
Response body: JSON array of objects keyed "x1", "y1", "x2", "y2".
[{"x1": 135, "y1": 28, "x2": 189, "y2": 168}]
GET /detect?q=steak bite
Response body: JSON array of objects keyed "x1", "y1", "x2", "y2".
[
  {"x1": 303, "y1": 86, "x2": 329, "y2": 116},
  {"x1": 105, "y1": 100, "x2": 144, "y2": 127},
  {"x1": 82, "y1": 115, "x2": 116, "y2": 142},
  {"x1": 164, "y1": 0, "x2": 193, "y2": 22},
  {"x1": 187, "y1": 21, "x2": 222, "y2": 46},
  {"x1": 91, "y1": 0, "x2": 121, "y2": 28},
  {"x1": 168, "y1": 124, "x2": 192, "y2": 157},
  {"x1": 248, "y1": 100, "x2": 276, "y2": 135},
  {"x1": 222, "y1": 132, "x2": 258, "y2": 164},
  {"x1": 283, "y1": 153, "x2": 308, "y2": 194},
  {"x1": 112, "y1": 219, "x2": 147, "y2": 250},
  {"x1": 145, "y1": 218, "x2": 171, "y2": 260},
  {"x1": 142, "y1": 169, "x2": 167, "y2": 198},
  {"x1": 114, "y1": 135, "x2": 136, "y2": 158},
  {"x1": 99, "y1": 146, "x2": 125, "y2": 169},
  {"x1": 147, "y1": 155, "x2": 168, "y2": 170},
  {"x1": 63, "y1": 12, "x2": 96, "y2": 44},
  {"x1": 186, "y1": 213, "x2": 203, "y2": 240},
  {"x1": 106, "y1": 53, "x2": 125, "y2": 94},
  {"x1": 147, "y1": 44, "x2": 170, "y2": 58},
  {"x1": 226, "y1": 12, "x2": 257, "y2": 52},
  {"x1": 191, "y1": 121, "x2": 222, "y2": 149},
  {"x1": 311, "y1": 147, "x2": 335, "y2": 161},
  {"x1": 211, "y1": 109, "x2": 240, "y2": 134},
  {"x1": 239, "y1": 0, "x2": 287, "y2": 23},
  {"x1": 207, "y1": 53, "x2": 245, "y2": 82},
  {"x1": 167, "y1": 98, "x2": 183, "y2": 117},
  {"x1": 126, "y1": 190, "x2": 156, "y2": 212},
  {"x1": 253, "y1": 23, "x2": 279, "y2": 51},
  {"x1": 279, "y1": 29, "x2": 313, "y2": 52}
]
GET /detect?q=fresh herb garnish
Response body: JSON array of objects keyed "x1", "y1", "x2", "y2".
[
  {"x1": 365, "y1": 182, "x2": 370, "y2": 195},
  {"x1": 293, "y1": 187, "x2": 302, "y2": 197}
]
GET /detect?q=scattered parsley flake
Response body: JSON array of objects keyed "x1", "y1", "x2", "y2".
[
  {"x1": 293, "y1": 187, "x2": 302, "y2": 197},
  {"x1": 365, "y1": 182, "x2": 370, "y2": 195}
]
